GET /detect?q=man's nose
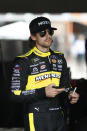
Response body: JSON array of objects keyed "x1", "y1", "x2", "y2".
[{"x1": 46, "y1": 31, "x2": 50, "y2": 37}]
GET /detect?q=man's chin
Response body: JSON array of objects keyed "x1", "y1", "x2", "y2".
[{"x1": 44, "y1": 41, "x2": 52, "y2": 47}]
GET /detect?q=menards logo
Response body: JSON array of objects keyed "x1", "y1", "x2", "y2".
[{"x1": 35, "y1": 73, "x2": 61, "y2": 81}]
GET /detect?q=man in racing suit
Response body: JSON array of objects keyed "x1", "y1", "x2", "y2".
[{"x1": 10, "y1": 16, "x2": 79, "y2": 131}]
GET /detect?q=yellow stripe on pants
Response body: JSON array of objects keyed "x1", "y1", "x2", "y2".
[{"x1": 29, "y1": 113, "x2": 35, "y2": 131}]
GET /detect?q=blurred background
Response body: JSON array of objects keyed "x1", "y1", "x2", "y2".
[{"x1": 0, "y1": 12, "x2": 87, "y2": 131}]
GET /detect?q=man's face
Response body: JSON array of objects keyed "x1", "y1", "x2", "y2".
[{"x1": 31, "y1": 29, "x2": 54, "y2": 48}]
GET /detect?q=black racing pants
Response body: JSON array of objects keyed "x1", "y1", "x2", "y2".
[{"x1": 24, "y1": 109, "x2": 66, "y2": 131}]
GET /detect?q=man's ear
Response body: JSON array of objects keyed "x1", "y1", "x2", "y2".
[{"x1": 30, "y1": 34, "x2": 36, "y2": 41}]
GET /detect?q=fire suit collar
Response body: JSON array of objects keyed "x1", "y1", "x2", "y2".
[{"x1": 33, "y1": 46, "x2": 51, "y2": 57}]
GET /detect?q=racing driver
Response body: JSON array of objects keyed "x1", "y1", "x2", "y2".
[{"x1": 10, "y1": 16, "x2": 79, "y2": 131}]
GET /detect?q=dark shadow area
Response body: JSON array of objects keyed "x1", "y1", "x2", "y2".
[{"x1": 0, "y1": 40, "x2": 29, "y2": 127}]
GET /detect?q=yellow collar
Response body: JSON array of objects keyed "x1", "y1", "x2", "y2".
[{"x1": 33, "y1": 46, "x2": 51, "y2": 57}]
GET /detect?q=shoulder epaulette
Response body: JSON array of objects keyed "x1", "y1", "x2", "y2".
[
  {"x1": 53, "y1": 51, "x2": 64, "y2": 54},
  {"x1": 17, "y1": 49, "x2": 33, "y2": 58}
]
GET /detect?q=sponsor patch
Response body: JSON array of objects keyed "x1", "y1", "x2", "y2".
[
  {"x1": 40, "y1": 69, "x2": 47, "y2": 73},
  {"x1": 40, "y1": 65, "x2": 46, "y2": 70},
  {"x1": 15, "y1": 65, "x2": 20, "y2": 67},
  {"x1": 39, "y1": 61, "x2": 45, "y2": 64},
  {"x1": 58, "y1": 59, "x2": 63, "y2": 64},
  {"x1": 30, "y1": 64, "x2": 39, "y2": 68},
  {"x1": 35, "y1": 73, "x2": 61, "y2": 81},
  {"x1": 13, "y1": 69, "x2": 20, "y2": 74},
  {"x1": 31, "y1": 67, "x2": 39, "y2": 75},
  {"x1": 53, "y1": 68, "x2": 57, "y2": 71},
  {"x1": 53, "y1": 64, "x2": 56, "y2": 67},
  {"x1": 31, "y1": 57, "x2": 40, "y2": 64},
  {"x1": 33, "y1": 67, "x2": 38, "y2": 72},
  {"x1": 58, "y1": 65, "x2": 62, "y2": 68},
  {"x1": 14, "y1": 64, "x2": 22, "y2": 69},
  {"x1": 52, "y1": 59, "x2": 57, "y2": 63}
]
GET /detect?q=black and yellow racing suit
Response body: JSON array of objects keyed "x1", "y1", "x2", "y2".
[{"x1": 10, "y1": 46, "x2": 71, "y2": 131}]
